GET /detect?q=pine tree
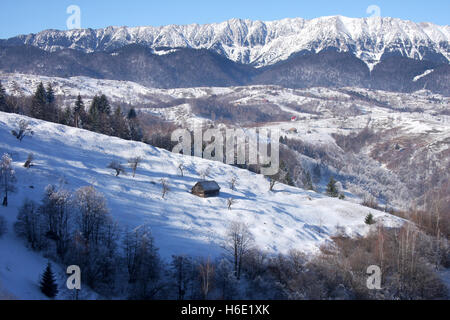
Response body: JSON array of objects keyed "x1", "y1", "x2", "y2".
[
  {"x1": 59, "y1": 106, "x2": 73, "y2": 126},
  {"x1": 112, "y1": 106, "x2": 130, "y2": 139},
  {"x1": 326, "y1": 177, "x2": 339, "y2": 198},
  {"x1": 127, "y1": 108, "x2": 143, "y2": 141},
  {"x1": 98, "y1": 94, "x2": 111, "y2": 115},
  {"x1": 31, "y1": 82, "x2": 47, "y2": 120},
  {"x1": 40, "y1": 262, "x2": 59, "y2": 298},
  {"x1": 280, "y1": 161, "x2": 294, "y2": 186},
  {"x1": 365, "y1": 213, "x2": 375, "y2": 225},
  {"x1": 74, "y1": 94, "x2": 85, "y2": 128},
  {"x1": 46, "y1": 83, "x2": 55, "y2": 105},
  {"x1": 45, "y1": 83, "x2": 58, "y2": 122},
  {"x1": 88, "y1": 95, "x2": 101, "y2": 132},
  {"x1": 89, "y1": 95, "x2": 112, "y2": 134},
  {"x1": 127, "y1": 108, "x2": 137, "y2": 120},
  {"x1": 128, "y1": 116, "x2": 143, "y2": 141}
]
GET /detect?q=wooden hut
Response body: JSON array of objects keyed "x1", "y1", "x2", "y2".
[{"x1": 191, "y1": 181, "x2": 221, "y2": 198}]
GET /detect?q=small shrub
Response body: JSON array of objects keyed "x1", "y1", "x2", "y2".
[
  {"x1": 24, "y1": 153, "x2": 34, "y2": 168},
  {"x1": 365, "y1": 213, "x2": 375, "y2": 225},
  {"x1": 108, "y1": 160, "x2": 126, "y2": 177}
]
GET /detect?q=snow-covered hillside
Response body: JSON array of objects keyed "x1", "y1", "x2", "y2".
[
  {"x1": 2, "y1": 72, "x2": 448, "y2": 207},
  {"x1": 0, "y1": 111, "x2": 405, "y2": 297},
  {"x1": 4, "y1": 16, "x2": 449, "y2": 68}
]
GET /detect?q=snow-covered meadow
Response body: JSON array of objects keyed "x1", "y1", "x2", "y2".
[{"x1": 0, "y1": 111, "x2": 405, "y2": 298}]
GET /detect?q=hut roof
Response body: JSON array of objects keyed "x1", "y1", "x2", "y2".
[{"x1": 194, "y1": 181, "x2": 221, "y2": 191}]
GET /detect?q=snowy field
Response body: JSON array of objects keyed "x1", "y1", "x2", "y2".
[{"x1": 0, "y1": 111, "x2": 405, "y2": 298}]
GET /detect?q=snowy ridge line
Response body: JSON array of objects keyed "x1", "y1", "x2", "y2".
[{"x1": 4, "y1": 16, "x2": 449, "y2": 67}]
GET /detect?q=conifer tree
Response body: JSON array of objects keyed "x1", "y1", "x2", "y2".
[
  {"x1": 280, "y1": 161, "x2": 294, "y2": 186},
  {"x1": 365, "y1": 213, "x2": 375, "y2": 225},
  {"x1": 98, "y1": 94, "x2": 111, "y2": 115},
  {"x1": 89, "y1": 95, "x2": 112, "y2": 134},
  {"x1": 74, "y1": 94, "x2": 85, "y2": 128},
  {"x1": 46, "y1": 83, "x2": 55, "y2": 105},
  {"x1": 326, "y1": 177, "x2": 339, "y2": 197},
  {"x1": 126, "y1": 107, "x2": 143, "y2": 141},
  {"x1": 127, "y1": 108, "x2": 137, "y2": 120},
  {"x1": 112, "y1": 106, "x2": 130, "y2": 139},
  {"x1": 59, "y1": 106, "x2": 73, "y2": 126},
  {"x1": 45, "y1": 83, "x2": 58, "y2": 122},
  {"x1": 40, "y1": 262, "x2": 59, "y2": 298},
  {"x1": 88, "y1": 95, "x2": 101, "y2": 131},
  {"x1": 31, "y1": 82, "x2": 47, "y2": 120}
]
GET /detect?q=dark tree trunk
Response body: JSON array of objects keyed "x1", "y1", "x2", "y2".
[
  {"x1": 238, "y1": 258, "x2": 242, "y2": 280},
  {"x1": 234, "y1": 248, "x2": 238, "y2": 278},
  {"x1": 2, "y1": 196, "x2": 7, "y2": 207}
]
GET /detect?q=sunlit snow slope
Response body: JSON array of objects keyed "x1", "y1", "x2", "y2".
[{"x1": 0, "y1": 112, "x2": 404, "y2": 292}]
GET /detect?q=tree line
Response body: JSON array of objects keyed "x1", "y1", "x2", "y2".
[
  {"x1": 13, "y1": 183, "x2": 449, "y2": 299},
  {"x1": 0, "y1": 81, "x2": 143, "y2": 141}
]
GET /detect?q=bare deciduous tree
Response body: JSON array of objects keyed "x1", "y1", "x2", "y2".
[
  {"x1": 1, "y1": 153, "x2": 17, "y2": 207},
  {"x1": 24, "y1": 153, "x2": 34, "y2": 169},
  {"x1": 267, "y1": 169, "x2": 287, "y2": 192},
  {"x1": 128, "y1": 156, "x2": 142, "y2": 178},
  {"x1": 14, "y1": 199, "x2": 46, "y2": 249},
  {"x1": 75, "y1": 186, "x2": 110, "y2": 247},
  {"x1": 269, "y1": 178, "x2": 277, "y2": 192},
  {"x1": 11, "y1": 120, "x2": 33, "y2": 142},
  {"x1": 227, "y1": 198, "x2": 236, "y2": 210},
  {"x1": 108, "y1": 160, "x2": 126, "y2": 177},
  {"x1": 178, "y1": 162, "x2": 185, "y2": 177},
  {"x1": 160, "y1": 178, "x2": 170, "y2": 199},
  {"x1": 40, "y1": 185, "x2": 72, "y2": 257},
  {"x1": 215, "y1": 259, "x2": 239, "y2": 300},
  {"x1": 123, "y1": 225, "x2": 161, "y2": 299},
  {"x1": 223, "y1": 221, "x2": 254, "y2": 280},
  {"x1": 171, "y1": 255, "x2": 192, "y2": 300},
  {"x1": 198, "y1": 257, "x2": 215, "y2": 300},
  {"x1": 229, "y1": 177, "x2": 237, "y2": 191}
]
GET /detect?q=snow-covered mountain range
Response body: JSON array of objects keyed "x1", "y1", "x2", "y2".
[{"x1": 3, "y1": 16, "x2": 449, "y2": 68}]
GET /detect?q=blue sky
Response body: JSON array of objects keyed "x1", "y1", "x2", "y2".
[{"x1": 0, "y1": 0, "x2": 448, "y2": 39}]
